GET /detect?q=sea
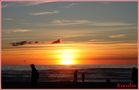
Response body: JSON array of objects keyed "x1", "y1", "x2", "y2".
[{"x1": 2, "y1": 65, "x2": 137, "y2": 83}]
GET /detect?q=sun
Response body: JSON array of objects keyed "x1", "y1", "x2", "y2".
[
  {"x1": 61, "y1": 59, "x2": 73, "y2": 65},
  {"x1": 57, "y1": 49, "x2": 77, "y2": 65}
]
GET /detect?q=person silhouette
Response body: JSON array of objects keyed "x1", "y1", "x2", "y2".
[
  {"x1": 30, "y1": 64, "x2": 39, "y2": 87},
  {"x1": 81, "y1": 72, "x2": 85, "y2": 83},
  {"x1": 73, "y1": 70, "x2": 78, "y2": 82},
  {"x1": 106, "y1": 78, "x2": 110, "y2": 83},
  {"x1": 131, "y1": 67, "x2": 138, "y2": 84}
]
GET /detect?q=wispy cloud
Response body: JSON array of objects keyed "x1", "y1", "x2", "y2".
[
  {"x1": 12, "y1": 29, "x2": 32, "y2": 33},
  {"x1": 4, "y1": 18, "x2": 14, "y2": 21},
  {"x1": 49, "y1": 19, "x2": 133, "y2": 27},
  {"x1": 3, "y1": 29, "x2": 32, "y2": 34},
  {"x1": 92, "y1": 22, "x2": 133, "y2": 27},
  {"x1": 51, "y1": 19, "x2": 91, "y2": 25},
  {"x1": 85, "y1": 39, "x2": 137, "y2": 46},
  {"x1": 109, "y1": 34, "x2": 127, "y2": 38},
  {"x1": 14, "y1": 0, "x2": 58, "y2": 6},
  {"x1": 2, "y1": 0, "x2": 57, "y2": 8},
  {"x1": 30, "y1": 10, "x2": 59, "y2": 16},
  {"x1": 97, "y1": 1, "x2": 112, "y2": 4},
  {"x1": 65, "y1": 3, "x2": 78, "y2": 8}
]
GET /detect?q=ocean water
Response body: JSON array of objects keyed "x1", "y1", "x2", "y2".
[
  {"x1": 2, "y1": 64, "x2": 137, "y2": 70},
  {"x1": 2, "y1": 65, "x2": 137, "y2": 83}
]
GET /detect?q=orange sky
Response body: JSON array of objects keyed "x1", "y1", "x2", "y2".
[
  {"x1": 2, "y1": 43, "x2": 137, "y2": 65},
  {"x1": 2, "y1": 2, "x2": 137, "y2": 65}
]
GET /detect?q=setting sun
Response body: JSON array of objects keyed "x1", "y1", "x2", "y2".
[
  {"x1": 61, "y1": 59, "x2": 74, "y2": 65},
  {"x1": 57, "y1": 49, "x2": 78, "y2": 65}
]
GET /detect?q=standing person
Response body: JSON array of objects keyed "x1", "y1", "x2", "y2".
[
  {"x1": 82, "y1": 72, "x2": 85, "y2": 83},
  {"x1": 73, "y1": 70, "x2": 78, "y2": 82},
  {"x1": 131, "y1": 67, "x2": 138, "y2": 84},
  {"x1": 30, "y1": 64, "x2": 39, "y2": 87}
]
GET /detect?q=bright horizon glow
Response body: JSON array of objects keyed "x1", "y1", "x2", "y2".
[
  {"x1": 1, "y1": 43, "x2": 137, "y2": 65},
  {"x1": 57, "y1": 49, "x2": 78, "y2": 65}
]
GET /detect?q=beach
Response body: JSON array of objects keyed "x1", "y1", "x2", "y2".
[{"x1": 2, "y1": 65, "x2": 138, "y2": 89}]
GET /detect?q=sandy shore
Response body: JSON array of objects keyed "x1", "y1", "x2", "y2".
[{"x1": 2, "y1": 82, "x2": 138, "y2": 89}]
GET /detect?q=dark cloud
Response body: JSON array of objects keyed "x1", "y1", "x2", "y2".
[
  {"x1": 11, "y1": 39, "x2": 62, "y2": 46},
  {"x1": 51, "y1": 39, "x2": 62, "y2": 44},
  {"x1": 11, "y1": 41, "x2": 40, "y2": 46}
]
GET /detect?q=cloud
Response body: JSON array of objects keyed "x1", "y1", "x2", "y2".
[
  {"x1": 3, "y1": 29, "x2": 32, "y2": 34},
  {"x1": 11, "y1": 41, "x2": 39, "y2": 46},
  {"x1": 51, "y1": 39, "x2": 62, "y2": 44},
  {"x1": 4, "y1": 18, "x2": 14, "y2": 21},
  {"x1": 51, "y1": 19, "x2": 91, "y2": 25},
  {"x1": 65, "y1": 3, "x2": 78, "y2": 8},
  {"x1": 12, "y1": 29, "x2": 32, "y2": 33},
  {"x1": 49, "y1": 19, "x2": 133, "y2": 27},
  {"x1": 92, "y1": 22, "x2": 133, "y2": 27},
  {"x1": 30, "y1": 10, "x2": 59, "y2": 16},
  {"x1": 19, "y1": 1, "x2": 56, "y2": 6},
  {"x1": 109, "y1": 34, "x2": 127, "y2": 38},
  {"x1": 2, "y1": 0, "x2": 57, "y2": 8},
  {"x1": 84, "y1": 39, "x2": 137, "y2": 48},
  {"x1": 96, "y1": 1, "x2": 112, "y2": 4},
  {"x1": 13, "y1": 0, "x2": 57, "y2": 6},
  {"x1": 87, "y1": 39, "x2": 125, "y2": 44},
  {"x1": 11, "y1": 39, "x2": 62, "y2": 46}
]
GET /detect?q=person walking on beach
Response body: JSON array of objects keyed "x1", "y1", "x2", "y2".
[
  {"x1": 30, "y1": 64, "x2": 39, "y2": 87},
  {"x1": 81, "y1": 72, "x2": 85, "y2": 83},
  {"x1": 73, "y1": 70, "x2": 78, "y2": 82}
]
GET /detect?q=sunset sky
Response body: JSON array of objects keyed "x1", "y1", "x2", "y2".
[{"x1": 2, "y1": 1, "x2": 137, "y2": 65}]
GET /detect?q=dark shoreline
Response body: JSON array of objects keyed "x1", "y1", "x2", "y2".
[
  {"x1": 2, "y1": 67, "x2": 138, "y2": 89},
  {"x1": 2, "y1": 82, "x2": 138, "y2": 89}
]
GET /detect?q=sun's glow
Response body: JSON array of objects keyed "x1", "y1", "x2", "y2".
[{"x1": 57, "y1": 49, "x2": 78, "y2": 65}]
